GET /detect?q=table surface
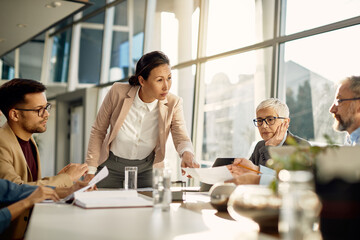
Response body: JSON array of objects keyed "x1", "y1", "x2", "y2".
[{"x1": 25, "y1": 192, "x2": 279, "y2": 240}]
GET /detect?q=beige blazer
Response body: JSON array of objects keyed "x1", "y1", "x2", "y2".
[
  {"x1": 86, "y1": 83, "x2": 193, "y2": 167},
  {"x1": 0, "y1": 122, "x2": 73, "y2": 239},
  {"x1": 0, "y1": 122, "x2": 73, "y2": 187}
]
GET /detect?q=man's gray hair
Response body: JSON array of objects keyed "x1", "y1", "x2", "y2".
[
  {"x1": 341, "y1": 76, "x2": 360, "y2": 96},
  {"x1": 256, "y1": 98, "x2": 290, "y2": 118}
]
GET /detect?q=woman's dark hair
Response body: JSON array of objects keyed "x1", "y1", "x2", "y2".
[{"x1": 128, "y1": 51, "x2": 170, "y2": 86}]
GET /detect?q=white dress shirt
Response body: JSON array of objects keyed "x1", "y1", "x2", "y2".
[
  {"x1": 110, "y1": 88, "x2": 159, "y2": 160},
  {"x1": 88, "y1": 89, "x2": 159, "y2": 174}
]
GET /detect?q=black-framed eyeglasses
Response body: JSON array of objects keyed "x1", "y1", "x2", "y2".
[
  {"x1": 253, "y1": 116, "x2": 286, "y2": 127},
  {"x1": 15, "y1": 103, "x2": 52, "y2": 117},
  {"x1": 333, "y1": 97, "x2": 360, "y2": 107}
]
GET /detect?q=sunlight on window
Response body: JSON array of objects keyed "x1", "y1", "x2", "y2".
[
  {"x1": 283, "y1": 25, "x2": 360, "y2": 83},
  {"x1": 161, "y1": 12, "x2": 179, "y2": 64},
  {"x1": 284, "y1": 0, "x2": 360, "y2": 35},
  {"x1": 206, "y1": 0, "x2": 255, "y2": 56}
]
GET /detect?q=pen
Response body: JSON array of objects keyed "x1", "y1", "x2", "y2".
[{"x1": 236, "y1": 164, "x2": 262, "y2": 174}]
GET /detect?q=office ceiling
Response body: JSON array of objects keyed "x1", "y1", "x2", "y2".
[{"x1": 0, "y1": 0, "x2": 89, "y2": 57}]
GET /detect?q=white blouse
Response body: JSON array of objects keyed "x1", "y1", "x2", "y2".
[{"x1": 109, "y1": 88, "x2": 159, "y2": 160}]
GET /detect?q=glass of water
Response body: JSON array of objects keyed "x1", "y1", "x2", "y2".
[
  {"x1": 152, "y1": 168, "x2": 172, "y2": 211},
  {"x1": 124, "y1": 166, "x2": 137, "y2": 190}
]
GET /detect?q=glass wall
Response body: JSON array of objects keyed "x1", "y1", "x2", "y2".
[
  {"x1": 19, "y1": 35, "x2": 44, "y2": 80},
  {"x1": 1, "y1": 50, "x2": 15, "y2": 80},
  {"x1": 279, "y1": 25, "x2": 360, "y2": 144},
  {"x1": 201, "y1": 48, "x2": 272, "y2": 161},
  {"x1": 109, "y1": 0, "x2": 146, "y2": 81},
  {"x1": 49, "y1": 29, "x2": 72, "y2": 83},
  {"x1": 145, "y1": 0, "x2": 200, "y2": 65},
  {"x1": 205, "y1": 0, "x2": 274, "y2": 56},
  {"x1": 282, "y1": 0, "x2": 360, "y2": 35},
  {"x1": 79, "y1": 13, "x2": 105, "y2": 84}
]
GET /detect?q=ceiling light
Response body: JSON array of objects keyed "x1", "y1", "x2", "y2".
[
  {"x1": 45, "y1": 1, "x2": 62, "y2": 8},
  {"x1": 16, "y1": 24, "x2": 27, "y2": 28}
]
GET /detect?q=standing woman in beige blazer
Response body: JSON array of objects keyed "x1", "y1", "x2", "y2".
[{"x1": 85, "y1": 51, "x2": 199, "y2": 188}]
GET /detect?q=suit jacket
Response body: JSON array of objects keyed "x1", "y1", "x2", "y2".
[
  {"x1": 0, "y1": 123, "x2": 73, "y2": 187},
  {"x1": 86, "y1": 83, "x2": 193, "y2": 167},
  {"x1": 0, "y1": 123, "x2": 73, "y2": 239},
  {"x1": 249, "y1": 131, "x2": 310, "y2": 166}
]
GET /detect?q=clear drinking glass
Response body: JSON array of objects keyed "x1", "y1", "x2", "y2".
[
  {"x1": 124, "y1": 166, "x2": 137, "y2": 190},
  {"x1": 278, "y1": 170, "x2": 322, "y2": 240},
  {"x1": 152, "y1": 168, "x2": 172, "y2": 211}
]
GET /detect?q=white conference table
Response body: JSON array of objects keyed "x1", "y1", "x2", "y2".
[{"x1": 25, "y1": 192, "x2": 278, "y2": 240}]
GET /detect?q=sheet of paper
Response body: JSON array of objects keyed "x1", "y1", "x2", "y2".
[
  {"x1": 182, "y1": 166, "x2": 233, "y2": 185},
  {"x1": 61, "y1": 166, "x2": 109, "y2": 202},
  {"x1": 74, "y1": 190, "x2": 153, "y2": 208}
]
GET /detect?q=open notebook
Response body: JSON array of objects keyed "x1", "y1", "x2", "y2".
[{"x1": 73, "y1": 190, "x2": 153, "y2": 209}]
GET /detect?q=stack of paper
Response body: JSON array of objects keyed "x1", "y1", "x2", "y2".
[{"x1": 74, "y1": 190, "x2": 153, "y2": 209}]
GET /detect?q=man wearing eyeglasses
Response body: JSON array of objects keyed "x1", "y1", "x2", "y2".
[
  {"x1": 0, "y1": 79, "x2": 88, "y2": 239},
  {"x1": 329, "y1": 76, "x2": 360, "y2": 145}
]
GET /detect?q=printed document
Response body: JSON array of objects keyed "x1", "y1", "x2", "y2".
[
  {"x1": 61, "y1": 166, "x2": 109, "y2": 202},
  {"x1": 74, "y1": 190, "x2": 153, "y2": 209},
  {"x1": 182, "y1": 166, "x2": 233, "y2": 184}
]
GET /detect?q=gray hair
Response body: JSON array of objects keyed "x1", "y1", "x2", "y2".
[
  {"x1": 256, "y1": 98, "x2": 290, "y2": 118},
  {"x1": 341, "y1": 76, "x2": 360, "y2": 97}
]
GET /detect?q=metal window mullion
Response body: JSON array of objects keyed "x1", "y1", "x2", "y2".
[
  {"x1": 67, "y1": 13, "x2": 82, "y2": 91},
  {"x1": 271, "y1": 0, "x2": 282, "y2": 98},
  {"x1": 128, "y1": 0, "x2": 134, "y2": 76},
  {"x1": 14, "y1": 48, "x2": 20, "y2": 78},
  {"x1": 192, "y1": 0, "x2": 209, "y2": 164},
  {"x1": 99, "y1": 2, "x2": 115, "y2": 84},
  {"x1": 0, "y1": 60, "x2": 2, "y2": 78},
  {"x1": 40, "y1": 29, "x2": 55, "y2": 85},
  {"x1": 81, "y1": 22, "x2": 105, "y2": 30},
  {"x1": 113, "y1": 25, "x2": 130, "y2": 31}
]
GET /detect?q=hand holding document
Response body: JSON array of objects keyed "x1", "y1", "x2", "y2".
[
  {"x1": 61, "y1": 166, "x2": 109, "y2": 202},
  {"x1": 182, "y1": 166, "x2": 233, "y2": 185}
]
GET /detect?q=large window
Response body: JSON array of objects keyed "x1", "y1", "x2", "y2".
[
  {"x1": 279, "y1": 25, "x2": 360, "y2": 144},
  {"x1": 205, "y1": 0, "x2": 274, "y2": 56},
  {"x1": 201, "y1": 48, "x2": 272, "y2": 162},
  {"x1": 19, "y1": 35, "x2": 44, "y2": 80},
  {"x1": 49, "y1": 29, "x2": 72, "y2": 83},
  {"x1": 0, "y1": 50, "x2": 15, "y2": 80},
  {"x1": 282, "y1": 0, "x2": 360, "y2": 35},
  {"x1": 145, "y1": 0, "x2": 200, "y2": 65},
  {"x1": 79, "y1": 13, "x2": 105, "y2": 84},
  {"x1": 109, "y1": 0, "x2": 146, "y2": 81}
]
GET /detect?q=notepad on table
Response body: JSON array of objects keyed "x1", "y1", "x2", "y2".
[{"x1": 73, "y1": 190, "x2": 153, "y2": 209}]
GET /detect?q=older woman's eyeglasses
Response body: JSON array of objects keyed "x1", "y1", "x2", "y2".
[
  {"x1": 253, "y1": 116, "x2": 286, "y2": 127},
  {"x1": 15, "y1": 103, "x2": 52, "y2": 117}
]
